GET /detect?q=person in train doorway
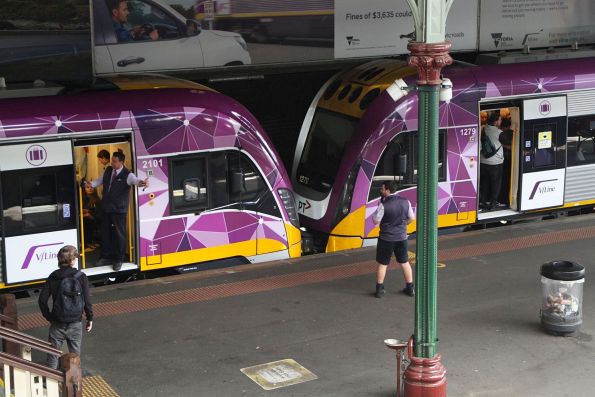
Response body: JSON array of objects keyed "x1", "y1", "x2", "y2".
[
  {"x1": 82, "y1": 184, "x2": 102, "y2": 253},
  {"x1": 97, "y1": 149, "x2": 111, "y2": 171},
  {"x1": 38, "y1": 245, "x2": 93, "y2": 369},
  {"x1": 372, "y1": 180, "x2": 416, "y2": 298},
  {"x1": 108, "y1": 0, "x2": 159, "y2": 42},
  {"x1": 479, "y1": 111, "x2": 507, "y2": 211},
  {"x1": 86, "y1": 150, "x2": 148, "y2": 271}
]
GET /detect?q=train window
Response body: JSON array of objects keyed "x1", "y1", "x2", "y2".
[
  {"x1": 2, "y1": 166, "x2": 75, "y2": 237},
  {"x1": 21, "y1": 173, "x2": 59, "y2": 229},
  {"x1": 170, "y1": 157, "x2": 208, "y2": 213},
  {"x1": 228, "y1": 152, "x2": 267, "y2": 204},
  {"x1": 209, "y1": 151, "x2": 230, "y2": 209},
  {"x1": 297, "y1": 109, "x2": 359, "y2": 194},
  {"x1": 368, "y1": 130, "x2": 446, "y2": 201},
  {"x1": 567, "y1": 115, "x2": 595, "y2": 166}
]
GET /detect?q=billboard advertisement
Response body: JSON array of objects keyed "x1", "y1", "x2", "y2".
[
  {"x1": 334, "y1": 0, "x2": 478, "y2": 59},
  {"x1": 4, "y1": 1, "x2": 595, "y2": 80},
  {"x1": 479, "y1": 0, "x2": 595, "y2": 51},
  {"x1": 93, "y1": 0, "x2": 336, "y2": 74},
  {"x1": 0, "y1": 0, "x2": 91, "y2": 83}
]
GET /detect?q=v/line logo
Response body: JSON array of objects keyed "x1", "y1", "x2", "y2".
[{"x1": 528, "y1": 179, "x2": 557, "y2": 200}]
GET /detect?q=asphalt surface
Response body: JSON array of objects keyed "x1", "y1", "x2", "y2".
[{"x1": 15, "y1": 213, "x2": 595, "y2": 397}]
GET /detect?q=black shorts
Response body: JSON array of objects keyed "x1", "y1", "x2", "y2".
[{"x1": 376, "y1": 238, "x2": 409, "y2": 265}]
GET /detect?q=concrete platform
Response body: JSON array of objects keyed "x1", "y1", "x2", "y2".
[{"x1": 14, "y1": 213, "x2": 595, "y2": 397}]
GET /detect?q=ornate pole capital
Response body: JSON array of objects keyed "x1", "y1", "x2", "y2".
[{"x1": 407, "y1": 42, "x2": 453, "y2": 86}]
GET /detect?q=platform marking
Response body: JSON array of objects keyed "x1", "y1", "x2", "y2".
[
  {"x1": 83, "y1": 375, "x2": 120, "y2": 397},
  {"x1": 241, "y1": 359, "x2": 318, "y2": 390},
  {"x1": 408, "y1": 251, "x2": 447, "y2": 268}
]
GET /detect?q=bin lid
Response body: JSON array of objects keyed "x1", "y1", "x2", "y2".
[{"x1": 541, "y1": 260, "x2": 585, "y2": 281}]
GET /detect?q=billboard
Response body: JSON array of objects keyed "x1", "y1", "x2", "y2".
[
  {"x1": 0, "y1": 0, "x2": 91, "y2": 83},
  {"x1": 479, "y1": 0, "x2": 595, "y2": 51},
  {"x1": 334, "y1": 0, "x2": 478, "y2": 58},
  {"x1": 4, "y1": 1, "x2": 595, "y2": 80},
  {"x1": 93, "y1": 0, "x2": 336, "y2": 74}
]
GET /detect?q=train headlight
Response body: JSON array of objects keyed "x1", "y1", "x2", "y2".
[
  {"x1": 278, "y1": 188, "x2": 300, "y2": 228},
  {"x1": 332, "y1": 161, "x2": 360, "y2": 228}
]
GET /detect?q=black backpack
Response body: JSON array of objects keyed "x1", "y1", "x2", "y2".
[
  {"x1": 53, "y1": 271, "x2": 85, "y2": 323},
  {"x1": 480, "y1": 129, "x2": 500, "y2": 158}
]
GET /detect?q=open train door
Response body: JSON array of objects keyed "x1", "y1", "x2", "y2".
[
  {"x1": 0, "y1": 141, "x2": 78, "y2": 285},
  {"x1": 518, "y1": 96, "x2": 567, "y2": 211}
]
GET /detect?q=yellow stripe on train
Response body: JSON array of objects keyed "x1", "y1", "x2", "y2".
[
  {"x1": 140, "y1": 238, "x2": 290, "y2": 270},
  {"x1": 325, "y1": 206, "x2": 476, "y2": 253}
]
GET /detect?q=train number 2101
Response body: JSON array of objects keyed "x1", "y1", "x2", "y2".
[{"x1": 141, "y1": 159, "x2": 163, "y2": 168}]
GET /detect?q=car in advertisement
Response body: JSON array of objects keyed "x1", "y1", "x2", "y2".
[{"x1": 92, "y1": 0, "x2": 251, "y2": 74}]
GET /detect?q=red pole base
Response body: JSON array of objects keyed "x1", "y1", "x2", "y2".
[{"x1": 403, "y1": 354, "x2": 447, "y2": 397}]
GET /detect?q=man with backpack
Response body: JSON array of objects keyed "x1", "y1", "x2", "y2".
[
  {"x1": 479, "y1": 111, "x2": 506, "y2": 211},
  {"x1": 38, "y1": 245, "x2": 94, "y2": 369}
]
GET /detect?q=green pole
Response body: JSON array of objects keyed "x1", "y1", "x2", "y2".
[{"x1": 414, "y1": 84, "x2": 440, "y2": 358}]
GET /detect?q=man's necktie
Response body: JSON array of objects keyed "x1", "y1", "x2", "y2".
[{"x1": 109, "y1": 170, "x2": 117, "y2": 191}]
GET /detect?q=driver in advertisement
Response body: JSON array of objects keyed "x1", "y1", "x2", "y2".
[{"x1": 108, "y1": 0, "x2": 159, "y2": 42}]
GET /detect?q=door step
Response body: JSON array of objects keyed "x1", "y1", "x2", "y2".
[{"x1": 81, "y1": 262, "x2": 138, "y2": 276}]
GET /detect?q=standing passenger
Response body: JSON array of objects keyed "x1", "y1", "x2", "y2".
[
  {"x1": 479, "y1": 111, "x2": 506, "y2": 211},
  {"x1": 86, "y1": 151, "x2": 148, "y2": 270},
  {"x1": 38, "y1": 245, "x2": 93, "y2": 369},
  {"x1": 372, "y1": 181, "x2": 415, "y2": 298},
  {"x1": 97, "y1": 149, "x2": 111, "y2": 172}
]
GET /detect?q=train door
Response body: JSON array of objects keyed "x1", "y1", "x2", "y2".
[
  {"x1": 73, "y1": 137, "x2": 136, "y2": 274},
  {"x1": 0, "y1": 141, "x2": 78, "y2": 285},
  {"x1": 518, "y1": 96, "x2": 567, "y2": 211}
]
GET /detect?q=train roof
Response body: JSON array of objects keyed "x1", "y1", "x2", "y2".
[
  {"x1": 447, "y1": 57, "x2": 595, "y2": 100},
  {"x1": 317, "y1": 59, "x2": 416, "y2": 119},
  {"x1": 0, "y1": 75, "x2": 240, "y2": 124},
  {"x1": 317, "y1": 57, "x2": 595, "y2": 124}
]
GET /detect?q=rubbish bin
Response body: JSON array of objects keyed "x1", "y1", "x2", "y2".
[{"x1": 540, "y1": 260, "x2": 585, "y2": 335}]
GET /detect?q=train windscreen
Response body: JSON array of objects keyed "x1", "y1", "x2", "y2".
[{"x1": 296, "y1": 109, "x2": 358, "y2": 194}]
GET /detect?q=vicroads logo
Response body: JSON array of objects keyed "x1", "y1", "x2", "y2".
[{"x1": 21, "y1": 242, "x2": 63, "y2": 269}]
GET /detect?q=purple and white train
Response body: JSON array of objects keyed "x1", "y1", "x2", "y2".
[
  {"x1": 292, "y1": 58, "x2": 595, "y2": 252},
  {"x1": 0, "y1": 75, "x2": 301, "y2": 289}
]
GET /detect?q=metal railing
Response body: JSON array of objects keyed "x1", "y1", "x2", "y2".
[{"x1": 0, "y1": 294, "x2": 82, "y2": 397}]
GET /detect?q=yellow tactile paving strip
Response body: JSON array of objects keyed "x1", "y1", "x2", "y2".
[{"x1": 83, "y1": 375, "x2": 120, "y2": 397}]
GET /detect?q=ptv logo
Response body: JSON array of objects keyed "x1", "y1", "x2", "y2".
[{"x1": 297, "y1": 200, "x2": 312, "y2": 213}]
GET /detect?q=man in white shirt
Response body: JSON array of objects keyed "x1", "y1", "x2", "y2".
[{"x1": 86, "y1": 151, "x2": 148, "y2": 270}]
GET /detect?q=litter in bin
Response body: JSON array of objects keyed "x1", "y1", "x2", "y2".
[{"x1": 545, "y1": 291, "x2": 579, "y2": 318}]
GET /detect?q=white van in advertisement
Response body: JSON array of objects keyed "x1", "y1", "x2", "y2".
[{"x1": 92, "y1": 0, "x2": 251, "y2": 74}]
